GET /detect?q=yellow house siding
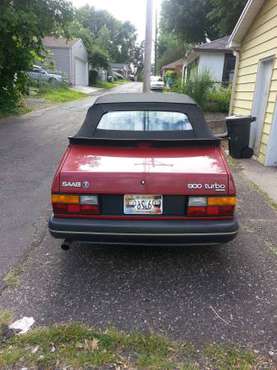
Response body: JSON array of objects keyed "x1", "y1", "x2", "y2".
[{"x1": 231, "y1": 0, "x2": 277, "y2": 164}]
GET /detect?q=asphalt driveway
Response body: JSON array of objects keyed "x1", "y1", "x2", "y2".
[
  {"x1": 0, "y1": 82, "x2": 142, "y2": 279},
  {"x1": 0, "y1": 82, "x2": 276, "y2": 357}
]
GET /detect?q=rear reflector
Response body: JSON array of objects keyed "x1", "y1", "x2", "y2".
[
  {"x1": 80, "y1": 195, "x2": 98, "y2": 205},
  {"x1": 187, "y1": 196, "x2": 236, "y2": 217},
  {"x1": 188, "y1": 197, "x2": 207, "y2": 207}
]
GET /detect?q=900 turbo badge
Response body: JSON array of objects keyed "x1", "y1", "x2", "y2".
[{"x1": 187, "y1": 183, "x2": 226, "y2": 192}]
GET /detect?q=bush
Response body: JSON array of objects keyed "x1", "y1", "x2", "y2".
[
  {"x1": 170, "y1": 72, "x2": 231, "y2": 113},
  {"x1": 182, "y1": 71, "x2": 214, "y2": 110},
  {"x1": 206, "y1": 86, "x2": 231, "y2": 113}
]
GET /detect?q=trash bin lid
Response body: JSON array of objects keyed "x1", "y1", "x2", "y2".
[{"x1": 226, "y1": 115, "x2": 255, "y2": 124}]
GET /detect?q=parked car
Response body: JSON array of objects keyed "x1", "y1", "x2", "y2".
[
  {"x1": 27, "y1": 65, "x2": 63, "y2": 83},
  {"x1": 150, "y1": 76, "x2": 165, "y2": 90},
  {"x1": 129, "y1": 74, "x2": 135, "y2": 81},
  {"x1": 49, "y1": 93, "x2": 239, "y2": 249}
]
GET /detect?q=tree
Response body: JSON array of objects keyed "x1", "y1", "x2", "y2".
[
  {"x1": 160, "y1": 0, "x2": 248, "y2": 44},
  {"x1": 75, "y1": 6, "x2": 138, "y2": 64},
  {"x1": 208, "y1": 0, "x2": 248, "y2": 36},
  {"x1": 160, "y1": 0, "x2": 218, "y2": 44},
  {"x1": 0, "y1": 0, "x2": 73, "y2": 112},
  {"x1": 68, "y1": 20, "x2": 110, "y2": 69},
  {"x1": 157, "y1": 32, "x2": 191, "y2": 71}
]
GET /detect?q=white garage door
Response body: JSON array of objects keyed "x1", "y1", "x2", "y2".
[{"x1": 75, "y1": 58, "x2": 88, "y2": 86}]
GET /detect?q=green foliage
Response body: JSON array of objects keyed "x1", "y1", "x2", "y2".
[
  {"x1": 157, "y1": 32, "x2": 190, "y2": 71},
  {"x1": 209, "y1": 0, "x2": 248, "y2": 35},
  {"x1": 207, "y1": 86, "x2": 232, "y2": 113},
  {"x1": 174, "y1": 71, "x2": 214, "y2": 110},
  {"x1": 72, "y1": 5, "x2": 139, "y2": 66},
  {"x1": 0, "y1": 0, "x2": 73, "y2": 114},
  {"x1": 0, "y1": 323, "x2": 269, "y2": 369},
  {"x1": 172, "y1": 72, "x2": 231, "y2": 112},
  {"x1": 161, "y1": 0, "x2": 218, "y2": 43},
  {"x1": 160, "y1": 0, "x2": 247, "y2": 44},
  {"x1": 165, "y1": 70, "x2": 177, "y2": 79},
  {"x1": 95, "y1": 80, "x2": 128, "y2": 90}
]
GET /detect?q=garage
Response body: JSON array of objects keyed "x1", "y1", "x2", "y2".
[{"x1": 74, "y1": 58, "x2": 88, "y2": 86}]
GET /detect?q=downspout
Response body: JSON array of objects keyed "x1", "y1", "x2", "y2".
[{"x1": 228, "y1": 49, "x2": 240, "y2": 116}]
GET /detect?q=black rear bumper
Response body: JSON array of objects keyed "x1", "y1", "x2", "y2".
[{"x1": 48, "y1": 216, "x2": 239, "y2": 246}]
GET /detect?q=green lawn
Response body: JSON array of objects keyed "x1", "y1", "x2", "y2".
[
  {"x1": 0, "y1": 321, "x2": 272, "y2": 369},
  {"x1": 95, "y1": 79, "x2": 129, "y2": 89},
  {"x1": 39, "y1": 87, "x2": 87, "y2": 103},
  {"x1": 0, "y1": 103, "x2": 31, "y2": 119}
]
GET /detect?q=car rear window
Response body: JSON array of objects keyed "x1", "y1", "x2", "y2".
[{"x1": 97, "y1": 111, "x2": 193, "y2": 131}]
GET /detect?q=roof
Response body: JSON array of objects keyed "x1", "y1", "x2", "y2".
[
  {"x1": 94, "y1": 93, "x2": 197, "y2": 105},
  {"x1": 43, "y1": 36, "x2": 79, "y2": 49},
  {"x1": 228, "y1": 0, "x2": 265, "y2": 48},
  {"x1": 72, "y1": 93, "x2": 217, "y2": 143},
  {"x1": 161, "y1": 58, "x2": 185, "y2": 71},
  {"x1": 193, "y1": 36, "x2": 231, "y2": 52}
]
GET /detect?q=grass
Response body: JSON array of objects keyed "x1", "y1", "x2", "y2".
[
  {"x1": 95, "y1": 79, "x2": 129, "y2": 89},
  {"x1": 39, "y1": 87, "x2": 87, "y2": 103},
  {"x1": 0, "y1": 323, "x2": 272, "y2": 369},
  {"x1": 3, "y1": 266, "x2": 23, "y2": 288},
  {"x1": 0, "y1": 103, "x2": 31, "y2": 119}
]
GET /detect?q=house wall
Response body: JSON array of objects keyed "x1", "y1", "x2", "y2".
[
  {"x1": 230, "y1": 0, "x2": 277, "y2": 164},
  {"x1": 48, "y1": 48, "x2": 71, "y2": 82},
  {"x1": 71, "y1": 40, "x2": 88, "y2": 86},
  {"x1": 198, "y1": 53, "x2": 225, "y2": 82}
]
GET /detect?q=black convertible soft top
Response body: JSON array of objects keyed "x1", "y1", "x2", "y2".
[{"x1": 70, "y1": 93, "x2": 219, "y2": 145}]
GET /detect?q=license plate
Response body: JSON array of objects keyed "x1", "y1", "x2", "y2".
[{"x1": 124, "y1": 195, "x2": 163, "y2": 215}]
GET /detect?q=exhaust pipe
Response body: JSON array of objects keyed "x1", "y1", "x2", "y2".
[{"x1": 61, "y1": 240, "x2": 72, "y2": 251}]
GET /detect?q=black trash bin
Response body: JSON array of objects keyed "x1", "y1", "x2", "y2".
[{"x1": 226, "y1": 116, "x2": 256, "y2": 159}]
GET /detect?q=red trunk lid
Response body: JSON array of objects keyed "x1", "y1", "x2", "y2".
[{"x1": 58, "y1": 144, "x2": 230, "y2": 195}]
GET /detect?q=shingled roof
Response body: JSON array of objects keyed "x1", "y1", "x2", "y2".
[
  {"x1": 43, "y1": 36, "x2": 79, "y2": 49},
  {"x1": 161, "y1": 58, "x2": 185, "y2": 71},
  {"x1": 193, "y1": 36, "x2": 231, "y2": 52}
]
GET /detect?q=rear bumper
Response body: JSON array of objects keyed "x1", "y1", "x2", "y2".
[{"x1": 48, "y1": 216, "x2": 239, "y2": 246}]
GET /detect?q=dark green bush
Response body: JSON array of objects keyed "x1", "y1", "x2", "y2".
[
  {"x1": 173, "y1": 71, "x2": 214, "y2": 110},
  {"x1": 171, "y1": 72, "x2": 231, "y2": 113},
  {"x1": 206, "y1": 86, "x2": 231, "y2": 113}
]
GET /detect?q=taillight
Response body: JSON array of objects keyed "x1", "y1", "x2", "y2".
[
  {"x1": 52, "y1": 194, "x2": 100, "y2": 216},
  {"x1": 187, "y1": 196, "x2": 236, "y2": 217}
]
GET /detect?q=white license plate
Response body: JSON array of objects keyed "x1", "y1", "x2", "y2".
[{"x1": 124, "y1": 195, "x2": 163, "y2": 215}]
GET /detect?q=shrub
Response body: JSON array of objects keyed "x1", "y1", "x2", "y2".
[
  {"x1": 206, "y1": 86, "x2": 231, "y2": 113},
  {"x1": 183, "y1": 71, "x2": 214, "y2": 110},
  {"x1": 170, "y1": 72, "x2": 231, "y2": 113}
]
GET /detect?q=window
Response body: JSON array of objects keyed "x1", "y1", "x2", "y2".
[{"x1": 97, "y1": 111, "x2": 193, "y2": 131}]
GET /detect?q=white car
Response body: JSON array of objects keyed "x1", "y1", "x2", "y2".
[
  {"x1": 28, "y1": 65, "x2": 63, "y2": 83},
  {"x1": 150, "y1": 76, "x2": 165, "y2": 91}
]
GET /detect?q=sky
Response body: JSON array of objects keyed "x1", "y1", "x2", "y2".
[{"x1": 70, "y1": 0, "x2": 161, "y2": 41}]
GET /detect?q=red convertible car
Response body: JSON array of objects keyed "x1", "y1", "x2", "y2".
[{"x1": 49, "y1": 93, "x2": 239, "y2": 247}]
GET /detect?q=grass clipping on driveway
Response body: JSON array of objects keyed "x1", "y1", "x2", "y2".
[{"x1": 0, "y1": 323, "x2": 272, "y2": 369}]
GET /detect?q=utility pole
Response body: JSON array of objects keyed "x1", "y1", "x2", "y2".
[
  {"x1": 143, "y1": 0, "x2": 153, "y2": 93},
  {"x1": 154, "y1": 6, "x2": 158, "y2": 76}
]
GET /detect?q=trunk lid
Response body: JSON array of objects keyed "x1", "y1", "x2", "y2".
[{"x1": 59, "y1": 143, "x2": 230, "y2": 195}]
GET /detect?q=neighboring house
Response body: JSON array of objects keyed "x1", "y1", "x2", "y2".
[
  {"x1": 183, "y1": 36, "x2": 236, "y2": 84},
  {"x1": 229, "y1": 0, "x2": 277, "y2": 166},
  {"x1": 110, "y1": 63, "x2": 130, "y2": 79},
  {"x1": 43, "y1": 37, "x2": 89, "y2": 86},
  {"x1": 161, "y1": 58, "x2": 185, "y2": 78}
]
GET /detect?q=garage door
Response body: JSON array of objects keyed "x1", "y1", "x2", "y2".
[{"x1": 74, "y1": 58, "x2": 88, "y2": 86}]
